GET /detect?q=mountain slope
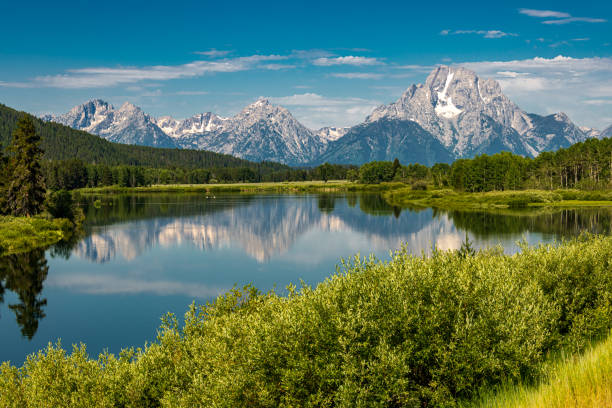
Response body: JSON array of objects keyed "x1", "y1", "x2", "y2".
[
  {"x1": 192, "y1": 99, "x2": 326, "y2": 165},
  {"x1": 317, "y1": 118, "x2": 453, "y2": 165},
  {"x1": 41, "y1": 65, "x2": 598, "y2": 165},
  {"x1": 364, "y1": 65, "x2": 592, "y2": 159},
  {"x1": 601, "y1": 125, "x2": 612, "y2": 139},
  {"x1": 44, "y1": 100, "x2": 177, "y2": 148},
  {"x1": 0, "y1": 103, "x2": 289, "y2": 171}
]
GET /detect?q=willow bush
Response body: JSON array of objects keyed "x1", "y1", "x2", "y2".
[{"x1": 1, "y1": 235, "x2": 612, "y2": 407}]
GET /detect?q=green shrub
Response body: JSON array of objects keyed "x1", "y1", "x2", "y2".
[
  {"x1": 2, "y1": 236, "x2": 612, "y2": 407},
  {"x1": 359, "y1": 161, "x2": 395, "y2": 184},
  {"x1": 45, "y1": 190, "x2": 75, "y2": 220},
  {"x1": 411, "y1": 180, "x2": 428, "y2": 190}
]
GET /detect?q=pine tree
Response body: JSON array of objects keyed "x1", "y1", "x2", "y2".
[
  {"x1": 6, "y1": 116, "x2": 46, "y2": 217},
  {"x1": 0, "y1": 148, "x2": 8, "y2": 214}
]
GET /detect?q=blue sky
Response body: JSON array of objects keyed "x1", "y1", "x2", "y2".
[{"x1": 1, "y1": 0, "x2": 610, "y2": 129}]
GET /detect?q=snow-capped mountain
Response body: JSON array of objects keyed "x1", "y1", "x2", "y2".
[
  {"x1": 363, "y1": 65, "x2": 592, "y2": 159},
  {"x1": 155, "y1": 112, "x2": 229, "y2": 139},
  {"x1": 317, "y1": 127, "x2": 350, "y2": 143},
  {"x1": 165, "y1": 98, "x2": 326, "y2": 164},
  {"x1": 600, "y1": 125, "x2": 612, "y2": 139},
  {"x1": 44, "y1": 66, "x2": 601, "y2": 166},
  {"x1": 44, "y1": 99, "x2": 177, "y2": 148}
]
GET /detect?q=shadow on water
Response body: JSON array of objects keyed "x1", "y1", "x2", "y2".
[
  {"x1": 445, "y1": 208, "x2": 612, "y2": 238},
  {"x1": 0, "y1": 249, "x2": 49, "y2": 340},
  {"x1": 0, "y1": 232, "x2": 82, "y2": 340},
  {"x1": 2, "y1": 193, "x2": 612, "y2": 346}
]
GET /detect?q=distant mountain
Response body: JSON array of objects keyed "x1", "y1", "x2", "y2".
[
  {"x1": 0, "y1": 103, "x2": 290, "y2": 172},
  {"x1": 363, "y1": 66, "x2": 593, "y2": 159},
  {"x1": 43, "y1": 99, "x2": 177, "y2": 148},
  {"x1": 318, "y1": 118, "x2": 453, "y2": 165},
  {"x1": 176, "y1": 99, "x2": 326, "y2": 165},
  {"x1": 155, "y1": 112, "x2": 229, "y2": 139},
  {"x1": 43, "y1": 66, "x2": 601, "y2": 165},
  {"x1": 601, "y1": 125, "x2": 612, "y2": 139}
]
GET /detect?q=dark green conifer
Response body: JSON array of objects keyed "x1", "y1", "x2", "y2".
[
  {"x1": 0, "y1": 148, "x2": 8, "y2": 214},
  {"x1": 6, "y1": 116, "x2": 46, "y2": 217}
]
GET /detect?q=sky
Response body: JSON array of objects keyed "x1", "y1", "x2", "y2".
[{"x1": 0, "y1": 0, "x2": 610, "y2": 130}]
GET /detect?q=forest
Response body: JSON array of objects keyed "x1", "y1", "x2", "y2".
[{"x1": 2, "y1": 102, "x2": 612, "y2": 192}]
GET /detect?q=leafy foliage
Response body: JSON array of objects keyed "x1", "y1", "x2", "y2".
[{"x1": 1, "y1": 235, "x2": 612, "y2": 407}]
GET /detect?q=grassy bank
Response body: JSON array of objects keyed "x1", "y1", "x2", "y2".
[
  {"x1": 384, "y1": 188, "x2": 612, "y2": 209},
  {"x1": 467, "y1": 331, "x2": 612, "y2": 408},
  {"x1": 0, "y1": 216, "x2": 72, "y2": 255},
  {"x1": 76, "y1": 181, "x2": 406, "y2": 195},
  {"x1": 1, "y1": 235, "x2": 612, "y2": 407}
]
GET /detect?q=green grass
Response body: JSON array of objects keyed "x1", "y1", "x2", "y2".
[
  {"x1": 2, "y1": 235, "x2": 612, "y2": 407},
  {"x1": 0, "y1": 216, "x2": 72, "y2": 255},
  {"x1": 76, "y1": 181, "x2": 408, "y2": 195},
  {"x1": 384, "y1": 188, "x2": 612, "y2": 209},
  {"x1": 466, "y1": 331, "x2": 612, "y2": 408}
]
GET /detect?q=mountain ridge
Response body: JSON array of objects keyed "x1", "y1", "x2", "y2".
[{"x1": 43, "y1": 65, "x2": 608, "y2": 166}]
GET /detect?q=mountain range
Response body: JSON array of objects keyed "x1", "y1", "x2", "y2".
[{"x1": 43, "y1": 66, "x2": 610, "y2": 166}]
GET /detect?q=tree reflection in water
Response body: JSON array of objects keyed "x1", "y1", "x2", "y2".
[{"x1": 0, "y1": 249, "x2": 49, "y2": 339}]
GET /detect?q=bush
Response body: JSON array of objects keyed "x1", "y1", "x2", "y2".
[
  {"x1": 359, "y1": 161, "x2": 395, "y2": 184},
  {"x1": 2, "y1": 236, "x2": 612, "y2": 407},
  {"x1": 411, "y1": 180, "x2": 428, "y2": 190},
  {"x1": 45, "y1": 190, "x2": 75, "y2": 220}
]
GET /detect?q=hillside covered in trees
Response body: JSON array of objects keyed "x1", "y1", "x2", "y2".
[{"x1": 0, "y1": 103, "x2": 289, "y2": 172}]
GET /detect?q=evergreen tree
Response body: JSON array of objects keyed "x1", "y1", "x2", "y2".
[
  {"x1": 392, "y1": 157, "x2": 401, "y2": 178},
  {"x1": 6, "y1": 116, "x2": 46, "y2": 216},
  {"x1": 0, "y1": 148, "x2": 8, "y2": 214}
]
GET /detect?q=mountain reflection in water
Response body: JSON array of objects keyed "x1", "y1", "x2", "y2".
[{"x1": 1, "y1": 193, "x2": 611, "y2": 363}]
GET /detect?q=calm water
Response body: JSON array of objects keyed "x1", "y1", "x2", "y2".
[{"x1": 1, "y1": 193, "x2": 611, "y2": 364}]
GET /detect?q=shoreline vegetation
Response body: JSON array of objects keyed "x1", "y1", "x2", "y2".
[
  {"x1": 1, "y1": 235, "x2": 611, "y2": 406},
  {"x1": 76, "y1": 181, "x2": 612, "y2": 209},
  {"x1": 0, "y1": 216, "x2": 73, "y2": 256},
  {"x1": 383, "y1": 187, "x2": 612, "y2": 209},
  {"x1": 466, "y1": 330, "x2": 612, "y2": 408}
]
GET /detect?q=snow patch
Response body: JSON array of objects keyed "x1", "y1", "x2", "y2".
[{"x1": 435, "y1": 72, "x2": 463, "y2": 119}]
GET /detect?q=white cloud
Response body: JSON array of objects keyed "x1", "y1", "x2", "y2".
[
  {"x1": 175, "y1": 90, "x2": 209, "y2": 95},
  {"x1": 441, "y1": 30, "x2": 517, "y2": 39},
  {"x1": 195, "y1": 49, "x2": 232, "y2": 58},
  {"x1": 458, "y1": 55, "x2": 612, "y2": 129},
  {"x1": 47, "y1": 274, "x2": 226, "y2": 297},
  {"x1": 518, "y1": 9, "x2": 570, "y2": 18},
  {"x1": 260, "y1": 63, "x2": 296, "y2": 70},
  {"x1": 313, "y1": 56, "x2": 384, "y2": 66},
  {"x1": 331, "y1": 72, "x2": 383, "y2": 79},
  {"x1": 0, "y1": 55, "x2": 290, "y2": 89},
  {"x1": 583, "y1": 99, "x2": 612, "y2": 105},
  {"x1": 519, "y1": 8, "x2": 606, "y2": 24},
  {"x1": 269, "y1": 93, "x2": 379, "y2": 128},
  {"x1": 543, "y1": 17, "x2": 606, "y2": 25}
]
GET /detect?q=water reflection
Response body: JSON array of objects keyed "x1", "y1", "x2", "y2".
[
  {"x1": 2, "y1": 193, "x2": 612, "y2": 364},
  {"x1": 74, "y1": 194, "x2": 437, "y2": 263},
  {"x1": 0, "y1": 249, "x2": 48, "y2": 339},
  {"x1": 70, "y1": 196, "x2": 612, "y2": 264}
]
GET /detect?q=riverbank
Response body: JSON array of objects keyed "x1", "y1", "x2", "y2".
[
  {"x1": 1, "y1": 235, "x2": 611, "y2": 406},
  {"x1": 384, "y1": 188, "x2": 612, "y2": 209},
  {"x1": 76, "y1": 180, "x2": 405, "y2": 194},
  {"x1": 77, "y1": 183, "x2": 612, "y2": 210},
  {"x1": 0, "y1": 216, "x2": 73, "y2": 255},
  {"x1": 466, "y1": 331, "x2": 612, "y2": 408}
]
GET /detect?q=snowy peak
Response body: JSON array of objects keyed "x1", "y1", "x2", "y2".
[
  {"x1": 433, "y1": 71, "x2": 462, "y2": 119},
  {"x1": 45, "y1": 99, "x2": 176, "y2": 148},
  {"x1": 154, "y1": 112, "x2": 228, "y2": 138},
  {"x1": 363, "y1": 65, "x2": 591, "y2": 158},
  {"x1": 317, "y1": 127, "x2": 350, "y2": 143}
]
